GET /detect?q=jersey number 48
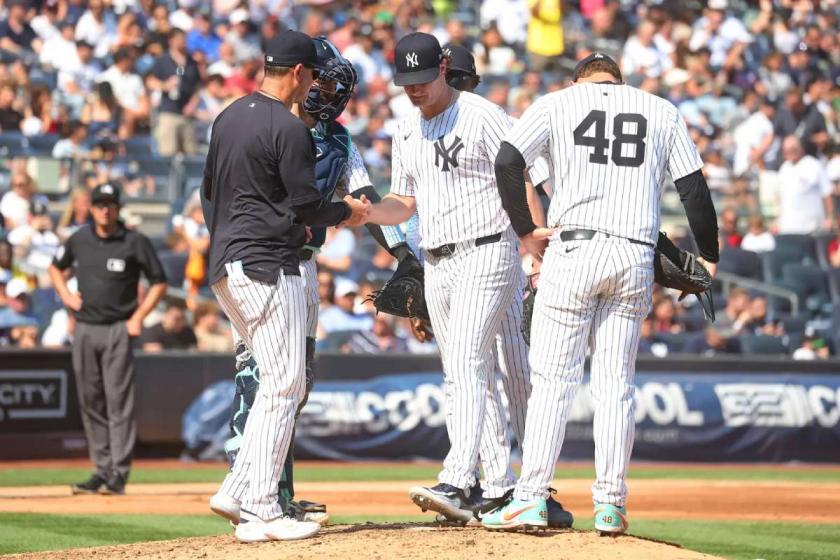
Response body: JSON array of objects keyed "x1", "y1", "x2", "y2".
[{"x1": 573, "y1": 110, "x2": 647, "y2": 168}]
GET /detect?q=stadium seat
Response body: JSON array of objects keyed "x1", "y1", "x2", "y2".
[
  {"x1": 134, "y1": 156, "x2": 174, "y2": 197},
  {"x1": 761, "y1": 248, "x2": 804, "y2": 282},
  {"x1": 317, "y1": 330, "x2": 362, "y2": 352},
  {"x1": 157, "y1": 250, "x2": 187, "y2": 288},
  {"x1": 774, "y1": 234, "x2": 818, "y2": 264},
  {"x1": 781, "y1": 264, "x2": 831, "y2": 314},
  {"x1": 0, "y1": 133, "x2": 30, "y2": 157},
  {"x1": 654, "y1": 332, "x2": 693, "y2": 353},
  {"x1": 26, "y1": 133, "x2": 59, "y2": 154},
  {"x1": 779, "y1": 314, "x2": 809, "y2": 335},
  {"x1": 738, "y1": 334, "x2": 787, "y2": 355},
  {"x1": 718, "y1": 247, "x2": 763, "y2": 280},
  {"x1": 122, "y1": 135, "x2": 155, "y2": 156}
]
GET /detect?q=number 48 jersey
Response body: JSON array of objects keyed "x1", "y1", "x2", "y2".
[{"x1": 505, "y1": 83, "x2": 703, "y2": 245}]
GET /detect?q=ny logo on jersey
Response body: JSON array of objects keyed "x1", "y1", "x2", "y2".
[
  {"x1": 434, "y1": 135, "x2": 464, "y2": 172},
  {"x1": 406, "y1": 52, "x2": 419, "y2": 68}
]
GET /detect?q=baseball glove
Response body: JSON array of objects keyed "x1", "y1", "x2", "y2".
[
  {"x1": 520, "y1": 274, "x2": 538, "y2": 346},
  {"x1": 654, "y1": 232, "x2": 715, "y2": 321},
  {"x1": 365, "y1": 253, "x2": 433, "y2": 336}
]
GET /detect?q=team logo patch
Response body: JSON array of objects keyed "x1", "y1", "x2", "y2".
[
  {"x1": 406, "y1": 52, "x2": 419, "y2": 68},
  {"x1": 106, "y1": 258, "x2": 126, "y2": 272},
  {"x1": 433, "y1": 135, "x2": 464, "y2": 172}
]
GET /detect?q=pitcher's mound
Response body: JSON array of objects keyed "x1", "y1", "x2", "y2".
[{"x1": 9, "y1": 523, "x2": 724, "y2": 560}]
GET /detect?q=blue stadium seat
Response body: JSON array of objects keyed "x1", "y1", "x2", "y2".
[
  {"x1": 761, "y1": 248, "x2": 803, "y2": 282},
  {"x1": 654, "y1": 332, "x2": 694, "y2": 353},
  {"x1": 122, "y1": 135, "x2": 155, "y2": 156},
  {"x1": 738, "y1": 334, "x2": 787, "y2": 355},
  {"x1": 774, "y1": 234, "x2": 818, "y2": 264},
  {"x1": 0, "y1": 133, "x2": 30, "y2": 157},
  {"x1": 157, "y1": 250, "x2": 187, "y2": 288},
  {"x1": 26, "y1": 133, "x2": 59, "y2": 154},
  {"x1": 782, "y1": 264, "x2": 831, "y2": 314},
  {"x1": 718, "y1": 247, "x2": 763, "y2": 280},
  {"x1": 317, "y1": 330, "x2": 361, "y2": 352}
]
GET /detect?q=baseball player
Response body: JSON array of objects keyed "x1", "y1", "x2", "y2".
[
  {"x1": 362, "y1": 32, "x2": 525, "y2": 522},
  {"x1": 203, "y1": 31, "x2": 369, "y2": 543},
  {"x1": 414, "y1": 44, "x2": 571, "y2": 527},
  {"x1": 484, "y1": 53, "x2": 719, "y2": 533},
  {"x1": 222, "y1": 37, "x2": 418, "y2": 525}
]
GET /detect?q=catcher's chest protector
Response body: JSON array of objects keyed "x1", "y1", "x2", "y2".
[{"x1": 309, "y1": 121, "x2": 351, "y2": 247}]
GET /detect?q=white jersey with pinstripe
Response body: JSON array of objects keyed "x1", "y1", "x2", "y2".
[
  {"x1": 505, "y1": 82, "x2": 703, "y2": 507},
  {"x1": 392, "y1": 91, "x2": 522, "y2": 493}
]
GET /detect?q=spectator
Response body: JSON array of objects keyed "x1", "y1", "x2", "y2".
[
  {"x1": 21, "y1": 86, "x2": 58, "y2": 136},
  {"x1": 148, "y1": 29, "x2": 201, "y2": 156},
  {"x1": 186, "y1": 11, "x2": 221, "y2": 63},
  {"x1": 1, "y1": 171, "x2": 45, "y2": 230},
  {"x1": 0, "y1": 82, "x2": 24, "y2": 132},
  {"x1": 316, "y1": 227, "x2": 356, "y2": 274},
  {"x1": 776, "y1": 136, "x2": 834, "y2": 234},
  {"x1": 140, "y1": 301, "x2": 198, "y2": 351},
  {"x1": 81, "y1": 81, "x2": 121, "y2": 140},
  {"x1": 52, "y1": 120, "x2": 89, "y2": 160},
  {"x1": 637, "y1": 314, "x2": 669, "y2": 357},
  {"x1": 351, "y1": 245, "x2": 395, "y2": 284},
  {"x1": 774, "y1": 87, "x2": 829, "y2": 162},
  {"x1": 74, "y1": 0, "x2": 116, "y2": 59},
  {"x1": 650, "y1": 294, "x2": 683, "y2": 334},
  {"x1": 526, "y1": 0, "x2": 564, "y2": 73},
  {"x1": 318, "y1": 269, "x2": 335, "y2": 311},
  {"x1": 343, "y1": 26, "x2": 392, "y2": 86},
  {"x1": 740, "y1": 215, "x2": 776, "y2": 253},
  {"x1": 579, "y1": 6, "x2": 624, "y2": 62},
  {"x1": 474, "y1": 25, "x2": 517, "y2": 76},
  {"x1": 732, "y1": 96, "x2": 776, "y2": 177},
  {"x1": 480, "y1": 0, "x2": 529, "y2": 47},
  {"x1": 0, "y1": 0, "x2": 43, "y2": 56},
  {"x1": 683, "y1": 325, "x2": 741, "y2": 355},
  {"x1": 792, "y1": 327, "x2": 830, "y2": 360},
  {"x1": 828, "y1": 230, "x2": 840, "y2": 268},
  {"x1": 97, "y1": 47, "x2": 149, "y2": 138},
  {"x1": 42, "y1": 278, "x2": 78, "y2": 348},
  {"x1": 193, "y1": 74, "x2": 229, "y2": 143},
  {"x1": 57, "y1": 39, "x2": 100, "y2": 98},
  {"x1": 7, "y1": 199, "x2": 60, "y2": 283},
  {"x1": 621, "y1": 19, "x2": 673, "y2": 79},
  {"x1": 225, "y1": 8, "x2": 260, "y2": 63},
  {"x1": 719, "y1": 208, "x2": 743, "y2": 248},
  {"x1": 193, "y1": 300, "x2": 232, "y2": 352},
  {"x1": 343, "y1": 313, "x2": 408, "y2": 354},
  {"x1": 716, "y1": 287, "x2": 751, "y2": 335},
  {"x1": 731, "y1": 295, "x2": 782, "y2": 336},
  {"x1": 57, "y1": 187, "x2": 92, "y2": 241},
  {"x1": 39, "y1": 21, "x2": 78, "y2": 71},
  {"x1": 702, "y1": 148, "x2": 732, "y2": 194},
  {"x1": 688, "y1": 0, "x2": 751, "y2": 70},
  {"x1": 318, "y1": 278, "x2": 373, "y2": 337},
  {"x1": 0, "y1": 276, "x2": 38, "y2": 348}
]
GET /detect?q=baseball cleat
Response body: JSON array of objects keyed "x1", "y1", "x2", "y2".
[
  {"x1": 210, "y1": 492, "x2": 241, "y2": 525},
  {"x1": 234, "y1": 516, "x2": 320, "y2": 543},
  {"x1": 482, "y1": 498, "x2": 548, "y2": 531},
  {"x1": 547, "y1": 488, "x2": 574, "y2": 528},
  {"x1": 71, "y1": 474, "x2": 106, "y2": 495},
  {"x1": 288, "y1": 500, "x2": 330, "y2": 526},
  {"x1": 594, "y1": 503, "x2": 628, "y2": 536},
  {"x1": 434, "y1": 513, "x2": 478, "y2": 527},
  {"x1": 409, "y1": 483, "x2": 473, "y2": 524}
]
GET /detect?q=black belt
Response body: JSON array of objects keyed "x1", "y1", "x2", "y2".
[
  {"x1": 428, "y1": 232, "x2": 502, "y2": 259},
  {"x1": 299, "y1": 248, "x2": 314, "y2": 261},
  {"x1": 560, "y1": 229, "x2": 654, "y2": 248}
]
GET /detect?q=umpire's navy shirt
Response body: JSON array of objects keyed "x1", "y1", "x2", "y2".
[
  {"x1": 53, "y1": 223, "x2": 167, "y2": 324},
  {"x1": 202, "y1": 92, "x2": 322, "y2": 285}
]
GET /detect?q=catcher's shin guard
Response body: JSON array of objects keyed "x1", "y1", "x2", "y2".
[{"x1": 224, "y1": 342, "x2": 260, "y2": 468}]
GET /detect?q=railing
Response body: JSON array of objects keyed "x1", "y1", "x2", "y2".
[{"x1": 716, "y1": 270, "x2": 800, "y2": 316}]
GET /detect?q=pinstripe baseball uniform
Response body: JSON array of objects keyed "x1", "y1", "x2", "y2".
[
  {"x1": 404, "y1": 152, "x2": 549, "y2": 499},
  {"x1": 392, "y1": 91, "x2": 521, "y2": 493},
  {"x1": 505, "y1": 83, "x2": 704, "y2": 506}
]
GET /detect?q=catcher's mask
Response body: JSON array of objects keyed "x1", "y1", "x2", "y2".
[{"x1": 303, "y1": 36, "x2": 358, "y2": 123}]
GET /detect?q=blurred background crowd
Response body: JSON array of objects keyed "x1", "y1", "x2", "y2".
[{"x1": 0, "y1": 0, "x2": 838, "y2": 359}]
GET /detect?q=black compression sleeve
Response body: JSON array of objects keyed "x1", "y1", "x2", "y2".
[
  {"x1": 674, "y1": 170, "x2": 720, "y2": 263},
  {"x1": 350, "y1": 185, "x2": 408, "y2": 257},
  {"x1": 495, "y1": 142, "x2": 535, "y2": 237},
  {"x1": 292, "y1": 200, "x2": 351, "y2": 227}
]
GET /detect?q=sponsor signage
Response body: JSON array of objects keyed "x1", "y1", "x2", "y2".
[{"x1": 0, "y1": 370, "x2": 67, "y2": 423}]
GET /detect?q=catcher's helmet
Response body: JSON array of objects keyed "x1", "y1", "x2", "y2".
[{"x1": 303, "y1": 37, "x2": 358, "y2": 122}]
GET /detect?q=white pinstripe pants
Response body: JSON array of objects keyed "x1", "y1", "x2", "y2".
[
  {"x1": 300, "y1": 258, "x2": 319, "y2": 338},
  {"x1": 212, "y1": 262, "x2": 307, "y2": 521},
  {"x1": 514, "y1": 233, "x2": 653, "y2": 506},
  {"x1": 477, "y1": 278, "x2": 531, "y2": 498},
  {"x1": 425, "y1": 230, "x2": 520, "y2": 491}
]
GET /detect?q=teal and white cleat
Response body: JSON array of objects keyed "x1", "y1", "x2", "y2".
[
  {"x1": 594, "y1": 503, "x2": 628, "y2": 536},
  {"x1": 481, "y1": 498, "x2": 548, "y2": 531}
]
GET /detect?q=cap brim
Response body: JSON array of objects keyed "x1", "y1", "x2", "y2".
[
  {"x1": 92, "y1": 196, "x2": 120, "y2": 205},
  {"x1": 394, "y1": 67, "x2": 440, "y2": 87}
]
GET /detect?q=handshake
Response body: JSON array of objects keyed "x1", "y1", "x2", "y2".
[{"x1": 342, "y1": 194, "x2": 372, "y2": 227}]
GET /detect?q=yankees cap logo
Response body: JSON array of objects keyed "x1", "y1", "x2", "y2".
[{"x1": 406, "y1": 52, "x2": 419, "y2": 68}]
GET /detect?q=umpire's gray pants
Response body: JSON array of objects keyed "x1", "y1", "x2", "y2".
[{"x1": 72, "y1": 321, "x2": 136, "y2": 480}]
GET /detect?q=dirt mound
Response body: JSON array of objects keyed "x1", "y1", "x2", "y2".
[{"x1": 9, "y1": 524, "x2": 724, "y2": 560}]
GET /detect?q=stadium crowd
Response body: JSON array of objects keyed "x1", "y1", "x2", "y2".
[{"x1": 0, "y1": 0, "x2": 838, "y2": 358}]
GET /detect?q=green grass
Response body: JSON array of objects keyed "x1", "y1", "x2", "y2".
[
  {"x1": 0, "y1": 464, "x2": 838, "y2": 488},
  {"x1": 1, "y1": 513, "x2": 837, "y2": 559}
]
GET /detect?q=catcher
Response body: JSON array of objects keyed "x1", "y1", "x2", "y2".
[{"x1": 221, "y1": 37, "x2": 422, "y2": 525}]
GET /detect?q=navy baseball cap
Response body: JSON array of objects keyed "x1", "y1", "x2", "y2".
[
  {"x1": 91, "y1": 183, "x2": 121, "y2": 206},
  {"x1": 443, "y1": 44, "x2": 476, "y2": 77},
  {"x1": 394, "y1": 32, "x2": 443, "y2": 86},
  {"x1": 264, "y1": 30, "x2": 324, "y2": 71},
  {"x1": 573, "y1": 52, "x2": 622, "y2": 82}
]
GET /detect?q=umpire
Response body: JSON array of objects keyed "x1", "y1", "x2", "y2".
[
  {"x1": 49, "y1": 183, "x2": 167, "y2": 495},
  {"x1": 203, "y1": 30, "x2": 368, "y2": 542}
]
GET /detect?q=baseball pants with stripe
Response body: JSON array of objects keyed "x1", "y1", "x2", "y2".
[
  {"x1": 212, "y1": 261, "x2": 307, "y2": 521},
  {"x1": 514, "y1": 232, "x2": 653, "y2": 506},
  {"x1": 424, "y1": 229, "x2": 520, "y2": 492}
]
